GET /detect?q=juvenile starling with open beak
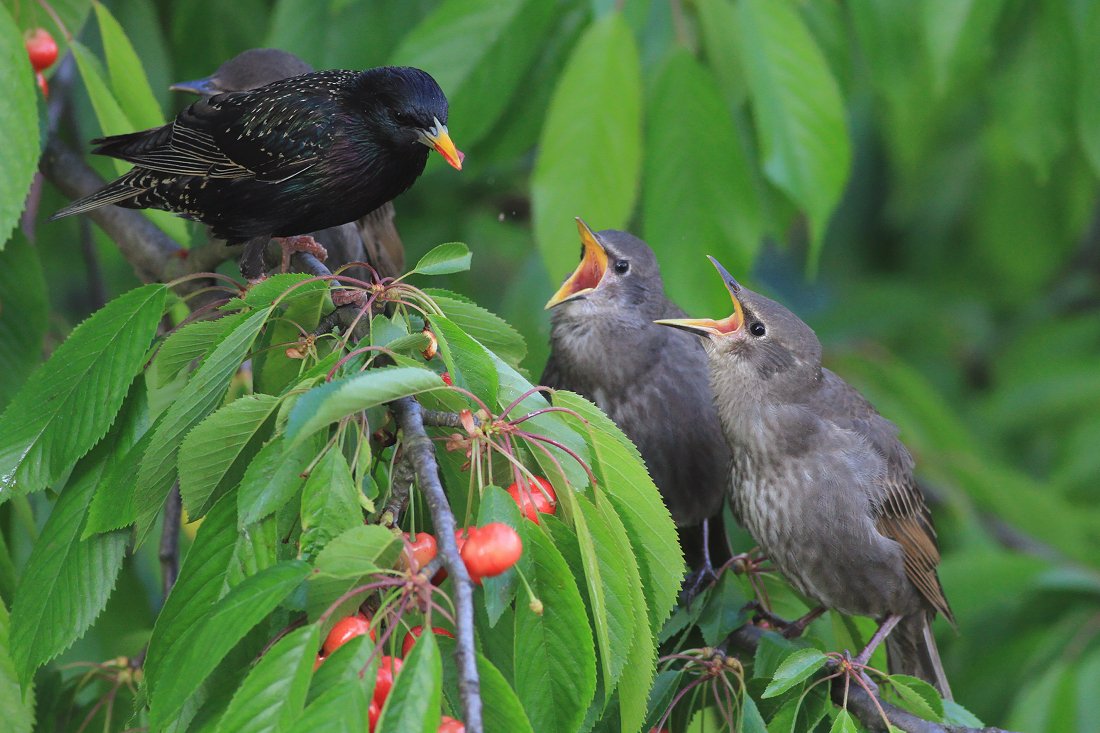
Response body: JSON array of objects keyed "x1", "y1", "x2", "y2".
[
  {"x1": 657, "y1": 257, "x2": 955, "y2": 698},
  {"x1": 53, "y1": 65, "x2": 461, "y2": 279},
  {"x1": 169, "y1": 48, "x2": 405, "y2": 277},
  {"x1": 542, "y1": 220, "x2": 730, "y2": 577}
]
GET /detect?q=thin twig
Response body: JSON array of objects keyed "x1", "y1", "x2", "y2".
[
  {"x1": 159, "y1": 483, "x2": 182, "y2": 598},
  {"x1": 391, "y1": 397, "x2": 482, "y2": 733}
]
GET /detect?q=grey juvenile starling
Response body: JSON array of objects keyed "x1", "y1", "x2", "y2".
[
  {"x1": 169, "y1": 48, "x2": 405, "y2": 277},
  {"x1": 658, "y1": 257, "x2": 954, "y2": 698},
  {"x1": 53, "y1": 65, "x2": 460, "y2": 279},
  {"x1": 542, "y1": 220, "x2": 730, "y2": 573}
]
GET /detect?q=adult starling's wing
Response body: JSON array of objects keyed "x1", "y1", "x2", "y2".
[
  {"x1": 815, "y1": 371, "x2": 954, "y2": 623},
  {"x1": 92, "y1": 72, "x2": 350, "y2": 183}
]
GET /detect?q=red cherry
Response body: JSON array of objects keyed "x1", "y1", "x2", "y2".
[
  {"x1": 506, "y1": 476, "x2": 557, "y2": 523},
  {"x1": 403, "y1": 532, "x2": 438, "y2": 572},
  {"x1": 438, "y1": 716, "x2": 465, "y2": 732},
  {"x1": 441, "y1": 371, "x2": 453, "y2": 386},
  {"x1": 35, "y1": 72, "x2": 48, "y2": 98},
  {"x1": 368, "y1": 700, "x2": 380, "y2": 732},
  {"x1": 25, "y1": 28, "x2": 58, "y2": 72},
  {"x1": 401, "y1": 625, "x2": 455, "y2": 657},
  {"x1": 453, "y1": 528, "x2": 482, "y2": 585},
  {"x1": 460, "y1": 523, "x2": 522, "y2": 578},
  {"x1": 322, "y1": 613, "x2": 374, "y2": 655},
  {"x1": 373, "y1": 655, "x2": 403, "y2": 706},
  {"x1": 313, "y1": 653, "x2": 326, "y2": 671}
]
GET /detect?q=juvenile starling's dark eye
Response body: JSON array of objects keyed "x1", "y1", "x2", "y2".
[
  {"x1": 614, "y1": 260, "x2": 629, "y2": 274},
  {"x1": 749, "y1": 322, "x2": 766, "y2": 337}
]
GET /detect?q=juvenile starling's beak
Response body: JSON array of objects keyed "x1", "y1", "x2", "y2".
[
  {"x1": 170, "y1": 77, "x2": 221, "y2": 96},
  {"x1": 419, "y1": 118, "x2": 463, "y2": 170},
  {"x1": 655, "y1": 256, "x2": 745, "y2": 337},
  {"x1": 545, "y1": 218, "x2": 609, "y2": 309}
]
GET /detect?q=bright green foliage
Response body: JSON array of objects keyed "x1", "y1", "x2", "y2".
[{"x1": 2, "y1": 1, "x2": 1099, "y2": 732}]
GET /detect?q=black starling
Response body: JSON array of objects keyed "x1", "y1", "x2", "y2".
[
  {"x1": 168, "y1": 49, "x2": 405, "y2": 277},
  {"x1": 658, "y1": 257, "x2": 954, "y2": 698},
  {"x1": 542, "y1": 220, "x2": 730, "y2": 574},
  {"x1": 53, "y1": 66, "x2": 461, "y2": 278}
]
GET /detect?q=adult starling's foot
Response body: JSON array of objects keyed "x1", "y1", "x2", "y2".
[
  {"x1": 275, "y1": 235, "x2": 328, "y2": 273},
  {"x1": 853, "y1": 613, "x2": 902, "y2": 667}
]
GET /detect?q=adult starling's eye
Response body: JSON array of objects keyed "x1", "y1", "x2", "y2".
[
  {"x1": 749, "y1": 322, "x2": 766, "y2": 337},
  {"x1": 614, "y1": 260, "x2": 629, "y2": 274}
]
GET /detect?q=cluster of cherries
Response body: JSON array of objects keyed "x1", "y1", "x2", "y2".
[
  {"x1": 25, "y1": 27, "x2": 58, "y2": 97},
  {"x1": 316, "y1": 613, "x2": 460, "y2": 732}
]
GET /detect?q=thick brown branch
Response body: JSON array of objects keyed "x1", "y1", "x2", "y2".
[
  {"x1": 725, "y1": 624, "x2": 1014, "y2": 733},
  {"x1": 391, "y1": 396, "x2": 483, "y2": 733}
]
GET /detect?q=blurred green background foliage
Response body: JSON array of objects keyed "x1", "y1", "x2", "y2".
[{"x1": 3, "y1": 0, "x2": 1100, "y2": 729}]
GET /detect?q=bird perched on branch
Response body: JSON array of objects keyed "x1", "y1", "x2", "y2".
[
  {"x1": 168, "y1": 48, "x2": 406, "y2": 277},
  {"x1": 53, "y1": 63, "x2": 461, "y2": 279},
  {"x1": 657, "y1": 257, "x2": 955, "y2": 699},
  {"x1": 542, "y1": 220, "x2": 730, "y2": 577}
]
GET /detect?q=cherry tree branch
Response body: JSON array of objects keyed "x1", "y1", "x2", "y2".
[{"x1": 390, "y1": 396, "x2": 482, "y2": 733}]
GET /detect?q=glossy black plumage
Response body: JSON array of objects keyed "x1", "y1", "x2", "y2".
[{"x1": 53, "y1": 66, "x2": 458, "y2": 274}]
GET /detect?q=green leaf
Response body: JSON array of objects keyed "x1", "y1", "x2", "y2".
[
  {"x1": 144, "y1": 495, "x2": 239, "y2": 693},
  {"x1": 532, "y1": 12, "x2": 643, "y2": 283},
  {"x1": 883, "y1": 674, "x2": 943, "y2": 722},
  {"x1": 392, "y1": 0, "x2": 557, "y2": 147},
  {"x1": 306, "y1": 525, "x2": 401, "y2": 620},
  {"x1": 9, "y1": 436, "x2": 130, "y2": 682},
  {"x1": 408, "y1": 242, "x2": 472, "y2": 276},
  {"x1": 292, "y1": 680, "x2": 368, "y2": 733},
  {"x1": 1077, "y1": 0, "x2": 1100, "y2": 177},
  {"x1": 285, "y1": 366, "x2": 444, "y2": 445},
  {"x1": 69, "y1": 41, "x2": 190, "y2": 243},
  {"x1": 829, "y1": 709, "x2": 858, "y2": 733},
  {"x1": 643, "y1": 49, "x2": 763, "y2": 312},
  {"x1": 180, "y1": 394, "x2": 280, "y2": 519},
  {"x1": 551, "y1": 392, "x2": 682, "y2": 634},
  {"x1": 762, "y1": 648, "x2": 827, "y2": 698},
  {"x1": 83, "y1": 404, "x2": 156, "y2": 536},
  {"x1": 134, "y1": 306, "x2": 270, "y2": 536},
  {"x1": 0, "y1": 232, "x2": 47, "y2": 409},
  {"x1": 696, "y1": 0, "x2": 748, "y2": 108},
  {"x1": 300, "y1": 448, "x2": 361, "y2": 559},
  {"x1": 438, "y1": 638, "x2": 535, "y2": 733},
  {"x1": 215, "y1": 624, "x2": 320, "y2": 733},
  {"x1": 424, "y1": 289, "x2": 527, "y2": 366},
  {"x1": 0, "y1": 4, "x2": 40, "y2": 249},
  {"x1": 147, "y1": 315, "x2": 246, "y2": 390},
  {"x1": 237, "y1": 432, "x2": 323, "y2": 527},
  {"x1": 513, "y1": 523, "x2": 596, "y2": 732},
  {"x1": 377, "y1": 627, "x2": 442, "y2": 733},
  {"x1": 735, "y1": 0, "x2": 850, "y2": 268},
  {"x1": 93, "y1": 0, "x2": 164, "y2": 130},
  {"x1": 149, "y1": 561, "x2": 311, "y2": 729},
  {"x1": 0, "y1": 600, "x2": 32, "y2": 733},
  {"x1": 431, "y1": 314, "x2": 499, "y2": 406},
  {"x1": 253, "y1": 280, "x2": 330, "y2": 396},
  {"x1": 920, "y1": 0, "x2": 1005, "y2": 96},
  {"x1": 0, "y1": 283, "x2": 166, "y2": 498},
  {"x1": 942, "y1": 699, "x2": 984, "y2": 728}
]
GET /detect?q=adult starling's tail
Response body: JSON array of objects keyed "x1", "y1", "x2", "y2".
[
  {"x1": 49, "y1": 169, "x2": 146, "y2": 220},
  {"x1": 886, "y1": 612, "x2": 953, "y2": 701}
]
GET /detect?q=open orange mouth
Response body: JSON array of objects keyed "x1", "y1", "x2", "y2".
[
  {"x1": 654, "y1": 256, "x2": 745, "y2": 336},
  {"x1": 544, "y1": 218, "x2": 608, "y2": 309}
]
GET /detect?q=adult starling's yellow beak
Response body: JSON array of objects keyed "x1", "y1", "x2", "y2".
[
  {"x1": 544, "y1": 218, "x2": 610, "y2": 309},
  {"x1": 419, "y1": 118, "x2": 463, "y2": 170},
  {"x1": 654, "y1": 256, "x2": 745, "y2": 337}
]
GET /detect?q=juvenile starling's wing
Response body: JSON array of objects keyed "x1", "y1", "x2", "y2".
[
  {"x1": 539, "y1": 351, "x2": 566, "y2": 389},
  {"x1": 814, "y1": 370, "x2": 954, "y2": 623}
]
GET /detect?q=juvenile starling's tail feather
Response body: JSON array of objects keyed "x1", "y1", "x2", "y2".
[
  {"x1": 49, "y1": 171, "x2": 145, "y2": 220},
  {"x1": 886, "y1": 612, "x2": 953, "y2": 701}
]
